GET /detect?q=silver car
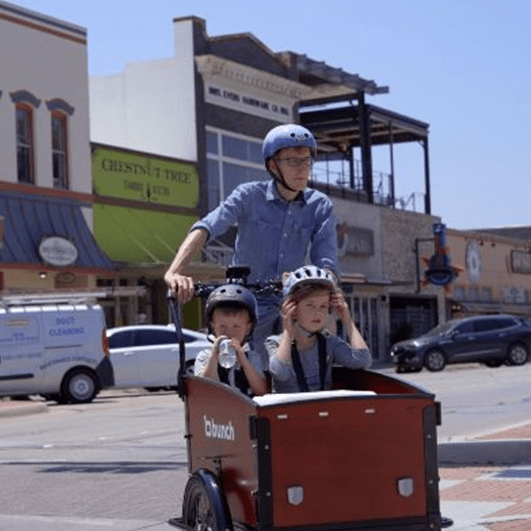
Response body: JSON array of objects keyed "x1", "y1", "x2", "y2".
[{"x1": 106, "y1": 325, "x2": 211, "y2": 391}]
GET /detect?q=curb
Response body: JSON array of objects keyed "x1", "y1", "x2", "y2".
[{"x1": 438, "y1": 439, "x2": 531, "y2": 466}]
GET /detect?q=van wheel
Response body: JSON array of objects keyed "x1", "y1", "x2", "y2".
[
  {"x1": 61, "y1": 369, "x2": 99, "y2": 404},
  {"x1": 424, "y1": 349, "x2": 446, "y2": 371}
]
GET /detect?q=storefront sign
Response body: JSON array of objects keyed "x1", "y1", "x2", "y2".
[
  {"x1": 39, "y1": 236, "x2": 78, "y2": 266},
  {"x1": 92, "y1": 147, "x2": 199, "y2": 208},
  {"x1": 510, "y1": 250, "x2": 531, "y2": 274},
  {"x1": 205, "y1": 83, "x2": 292, "y2": 122},
  {"x1": 337, "y1": 224, "x2": 374, "y2": 257}
]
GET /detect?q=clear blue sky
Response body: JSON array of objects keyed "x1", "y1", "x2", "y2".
[{"x1": 13, "y1": 0, "x2": 531, "y2": 231}]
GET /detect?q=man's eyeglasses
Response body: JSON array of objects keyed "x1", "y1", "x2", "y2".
[{"x1": 275, "y1": 156, "x2": 313, "y2": 168}]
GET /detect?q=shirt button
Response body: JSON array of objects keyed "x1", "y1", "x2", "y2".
[{"x1": 283, "y1": 233, "x2": 288, "y2": 238}]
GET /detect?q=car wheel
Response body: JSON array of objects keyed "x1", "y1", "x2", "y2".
[
  {"x1": 506, "y1": 343, "x2": 529, "y2": 366},
  {"x1": 424, "y1": 349, "x2": 446, "y2": 372},
  {"x1": 484, "y1": 359, "x2": 504, "y2": 368},
  {"x1": 145, "y1": 387, "x2": 163, "y2": 393},
  {"x1": 61, "y1": 368, "x2": 99, "y2": 404},
  {"x1": 184, "y1": 360, "x2": 196, "y2": 376}
]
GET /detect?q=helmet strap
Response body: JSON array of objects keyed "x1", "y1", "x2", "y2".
[
  {"x1": 266, "y1": 159, "x2": 298, "y2": 194},
  {"x1": 295, "y1": 321, "x2": 316, "y2": 338}
]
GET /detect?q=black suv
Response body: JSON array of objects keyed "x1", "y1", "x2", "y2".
[{"x1": 390, "y1": 314, "x2": 531, "y2": 372}]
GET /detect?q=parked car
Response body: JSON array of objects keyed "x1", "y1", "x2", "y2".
[
  {"x1": 390, "y1": 314, "x2": 531, "y2": 372},
  {"x1": 106, "y1": 325, "x2": 211, "y2": 391}
]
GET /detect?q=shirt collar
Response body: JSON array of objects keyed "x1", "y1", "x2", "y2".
[{"x1": 266, "y1": 180, "x2": 308, "y2": 204}]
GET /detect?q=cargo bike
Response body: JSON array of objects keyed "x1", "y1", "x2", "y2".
[{"x1": 168, "y1": 267, "x2": 452, "y2": 531}]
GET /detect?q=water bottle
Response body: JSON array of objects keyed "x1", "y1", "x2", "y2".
[{"x1": 218, "y1": 339, "x2": 237, "y2": 369}]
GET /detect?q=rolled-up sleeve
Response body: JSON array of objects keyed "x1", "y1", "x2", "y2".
[
  {"x1": 190, "y1": 186, "x2": 245, "y2": 242},
  {"x1": 330, "y1": 336, "x2": 372, "y2": 369},
  {"x1": 266, "y1": 335, "x2": 293, "y2": 383},
  {"x1": 194, "y1": 348, "x2": 213, "y2": 375}
]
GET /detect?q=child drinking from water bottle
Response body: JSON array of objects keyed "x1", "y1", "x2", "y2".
[{"x1": 194, "y1": 284, "x2": 267, "y2": 396}]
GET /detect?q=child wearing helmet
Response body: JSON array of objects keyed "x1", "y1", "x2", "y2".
[
  {"x1": 266, "y1": 266, "x2": 372, "y2": 393},
  {"x1": 165, "y1": 124, "x2": 338, "y2": 370},
  {"x1": 194, "y1": 284, "x2": 267, "y2": 396}
]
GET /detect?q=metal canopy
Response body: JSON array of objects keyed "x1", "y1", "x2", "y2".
[
  {"x1": 288, "y1": 53, "x2": 389, "y2": 98},
  {"x1": 300, "y1": 102, "x2": 429, "y2": 157},
  {"x1": 297, "y1": 90, "x2": 431, "y2": 214}
]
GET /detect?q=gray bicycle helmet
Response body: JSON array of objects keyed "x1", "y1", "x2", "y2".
[
  {"x1": 206, "y1": 284, "x2": 258, "y2": 328},
  {"x1": 283, "y1": 266, "x2": 335, "y2": 298},
  {"x1": 262, "y1": 124, "x2": 316, "y2": 162}
]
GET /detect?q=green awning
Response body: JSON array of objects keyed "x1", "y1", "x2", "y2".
[{"x1": 94, "y1": 203, "x2": 197, "y2": 264}]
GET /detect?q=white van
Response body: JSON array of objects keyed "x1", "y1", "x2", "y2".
[{"x1": 0, "y1": 298, "x2": 112, "y2": 404}]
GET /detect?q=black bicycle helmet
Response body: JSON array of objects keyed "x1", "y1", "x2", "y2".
[{"x1": 206, "y1": 284, "x2": 258, "y2": 328}]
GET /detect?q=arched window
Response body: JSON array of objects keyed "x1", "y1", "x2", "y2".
[
  {"x1": 46, "y1": 98, "x2": 74, "y2": 190},
  {"x1": 15, "y1": 103, "x2": 35, "y2": 184},
  {"x1": 51, "y1": 110, "x2": 69, "y2": 189}
]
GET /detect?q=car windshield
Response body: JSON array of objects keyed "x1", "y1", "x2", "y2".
[{"x1": 422, "y1": 321, "x2": 456, "y2": 338}]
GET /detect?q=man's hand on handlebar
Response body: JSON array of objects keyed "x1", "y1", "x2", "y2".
[{"x1": 164, "y1": 272, "x2": 195, "y2": 304}]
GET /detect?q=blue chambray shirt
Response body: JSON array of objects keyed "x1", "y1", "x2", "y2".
[{"x1": 190, "y1": 180, "x2": 338, "y2": 283}]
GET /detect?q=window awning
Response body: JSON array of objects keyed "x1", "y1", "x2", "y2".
[
  {"x1": 0, "y1": 191, "x2": 116, "y2": 272},
  {"x1": 93, "y1": 203, "x2": 198, "y2": 265}
]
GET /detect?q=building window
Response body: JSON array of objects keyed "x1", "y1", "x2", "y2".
[
  {"x1": 206, "y1": 128, "x2": 268, "y2": 210},
  {"x1": 480, "y1": 287, "x2": 492, "y2": 302},
  {"x1": 453, "y1": 285, "x2": 464, "y2": 300},
  {"x1": 15, "y1": 104, "x2": 35, "y2": 184},
  {"x1": 468, "y1": 287, "x2": 479, "y2": 301},
  {"x1": 51, "y1": 111, "x2": 69, "y2": 189}
]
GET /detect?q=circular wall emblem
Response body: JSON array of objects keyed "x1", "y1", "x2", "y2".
[
  {"x1": 39, "y1": 236, "x2": 78, "y2": 267},
  {"x1": 466, "y1": 240, "x2": 482, "y2": 283}
]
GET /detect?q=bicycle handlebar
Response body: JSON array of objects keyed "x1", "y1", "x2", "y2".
[{"x1": 166, "y1": 279, "x2": 283, "y2": 300}]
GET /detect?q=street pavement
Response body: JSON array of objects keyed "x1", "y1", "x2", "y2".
[{"x1": 1, "y1": 398, "x2": 530, "y2": 531}]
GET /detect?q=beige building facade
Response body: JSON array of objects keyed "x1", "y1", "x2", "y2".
[{"x1": 445, "y1": 229, "x2": 531, "y2": 317}]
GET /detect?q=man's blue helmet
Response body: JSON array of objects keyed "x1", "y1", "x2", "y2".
[{"x1": 262, "y1": 124, "x2": 316, "y2": 161}]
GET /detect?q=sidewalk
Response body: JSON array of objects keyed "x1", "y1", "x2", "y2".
[
  {"x1": 1, "y1": 399, "x2": 530, "y2": 530},
  {"x1": 439, "y1": 422, "x2": 531, "y2": 531}
]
